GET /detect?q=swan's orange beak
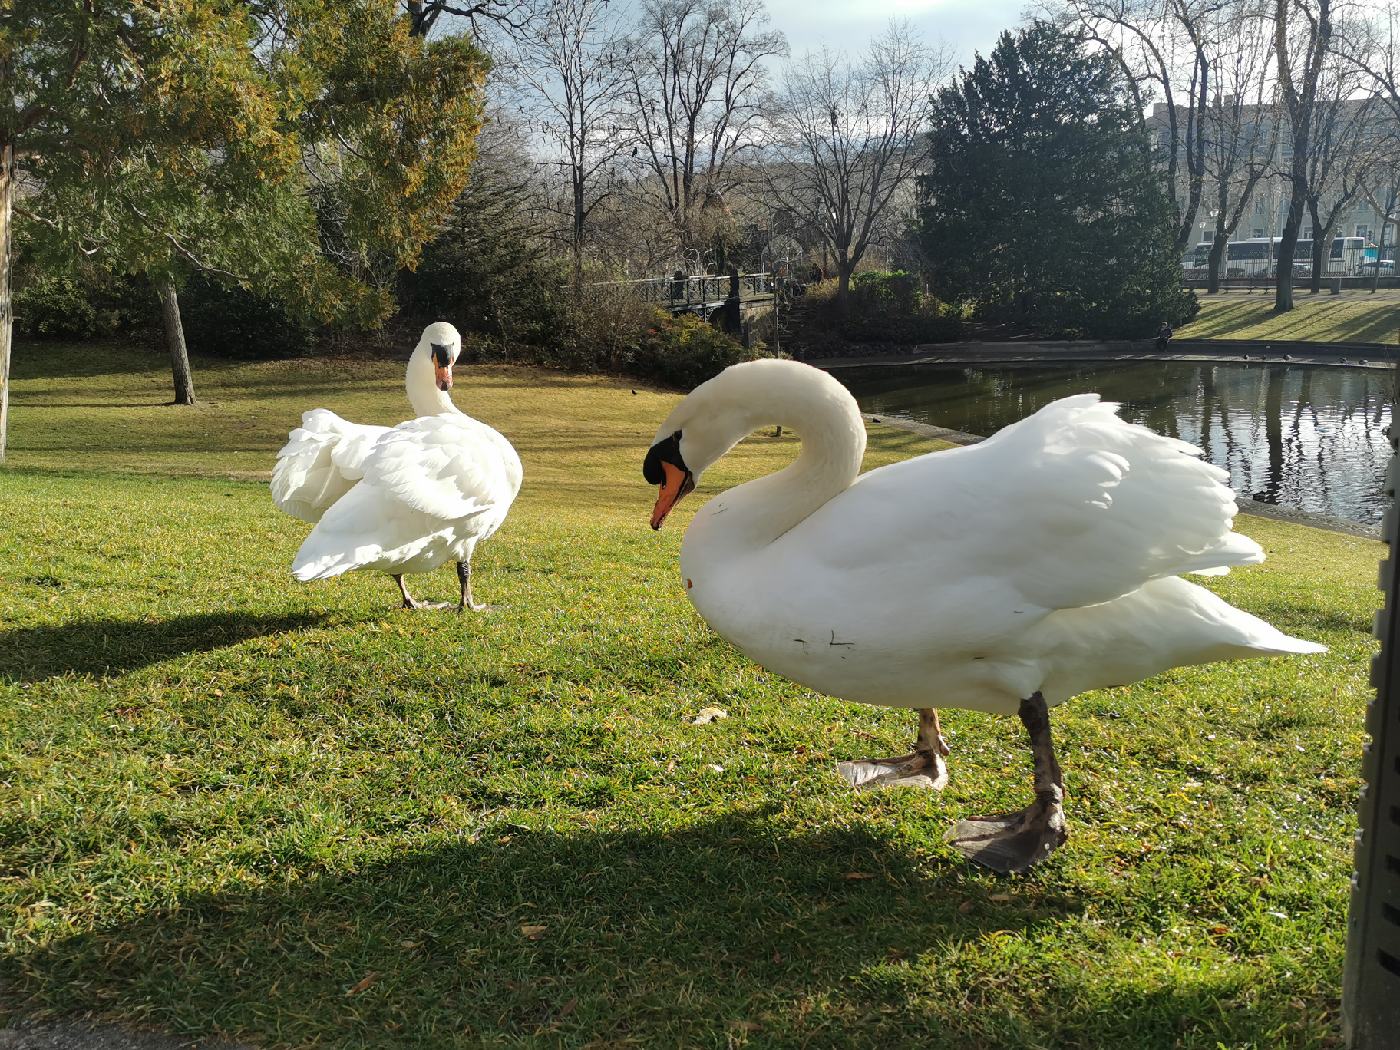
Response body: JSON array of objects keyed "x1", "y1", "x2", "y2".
[
  {"x1": 434, "y1": 364, "x2": 453, "y2": 391},
  {"x1": 650, "y1": 461, "x2": 694, "y2": 530}
]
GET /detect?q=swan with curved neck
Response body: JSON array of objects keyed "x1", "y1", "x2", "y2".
[
  {"x1": 275, "y1": 322, "x2": 522, "y2": 611},
  {"x1": 404, "y1": 322, "x2": 462, "y2": 418},
  {"x1": 644, "y1": 359, "x2": 1325, "y2": 873}
]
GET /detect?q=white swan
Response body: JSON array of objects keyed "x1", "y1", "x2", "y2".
[
  {"x1": 276, "y1": 322, "x2": 522, "y2": 610},
  {"x1": 272, "y1": 322, "x2": 466, "y2": 523},
  {"x1": 643, "y1": 359, "x2": 1325, "y2": 873}
]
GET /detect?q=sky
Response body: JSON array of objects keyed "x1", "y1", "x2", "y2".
[{"x1": 760, "y1": 0, "x2": 1031, "y2": 67}]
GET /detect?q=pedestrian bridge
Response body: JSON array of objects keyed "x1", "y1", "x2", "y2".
[{"x1": 593, "y1": 272, "x2": 780, "y2": 320}]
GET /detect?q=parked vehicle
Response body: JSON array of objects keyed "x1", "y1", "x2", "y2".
[{"x1": 1183, "y1": 236, "x2": 1371, "y2": 277}]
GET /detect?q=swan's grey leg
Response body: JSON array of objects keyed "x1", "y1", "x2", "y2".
[
  {"x1": 456, "y1": 560, "x2": 492, "y2": 613},
  {"x1": 395, "y1": 574, "x2": 421, "y2": 610},
  {"x1": 837, "y1": 707, "x2": 950, "y2": 791},
  {"x1": 945, "y1": 692, "x2": 1067, "y2": 873}
]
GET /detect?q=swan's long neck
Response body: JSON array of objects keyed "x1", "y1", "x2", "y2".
[
  {"x1": 405, "y1": 344, "x2": 459, "y2": 417},
  {"x1": 686, "y1": 365, "x2": 866, "y2": 558}
]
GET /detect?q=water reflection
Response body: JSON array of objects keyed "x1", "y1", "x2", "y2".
[{"x1": 842, "y1": 361, "x2": 1395, "y2": 527}]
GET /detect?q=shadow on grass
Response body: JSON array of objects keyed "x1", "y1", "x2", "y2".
[
  {"x1": 0, "y1": 811, "x2": 1328, "y2": 1047},
  {"x1": 0, "y1": 814, "x2": 1066, "y2": 1047},
  {"x1": 14, "y1": 400, "x2": 177, "y2": 409},
  {"x1": 0, "y1": 611, "x2": 327, "y2": 683}
]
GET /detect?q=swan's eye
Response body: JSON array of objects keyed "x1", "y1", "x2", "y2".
[{"x1": 643, "y1": 430, "x2": 687, "y2": 485}]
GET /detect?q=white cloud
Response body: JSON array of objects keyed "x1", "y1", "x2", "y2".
[{"x1": 763, "y1": 0, "x2": 1027, "y2": 63}]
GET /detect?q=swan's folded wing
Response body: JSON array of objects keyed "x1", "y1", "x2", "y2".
[
  {"x1": 360, "y1": 415, "x2": 520, "y2": 523},
  {"x1": 843, "y1": 394, "x2": 1262, "y2": 612},
  {"x1": 271, "y1": 409, "x2": 391, "y2": 523},
  {"x1": 964, "y1": 394, "x2": 1262, "y2": 609}
]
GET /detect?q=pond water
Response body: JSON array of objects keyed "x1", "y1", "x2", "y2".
[{"x1": 840, "y1": 361, "x2": 1394, "y2": 528}]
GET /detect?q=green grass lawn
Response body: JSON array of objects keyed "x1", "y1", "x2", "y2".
[
  {"x1": 1180, "y1": 291, "x2": 1400, "y2": 344},
  {"x1": 0, "y1": 342, "x2": 1380, "y2": 1048}
]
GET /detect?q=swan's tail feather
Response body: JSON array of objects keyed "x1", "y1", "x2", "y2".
[
  {"x1": 292, "y1": 555, "x2": 359, "y2": 582},
  {"x1": 1242, "y1": 629, "x2": 1328, "y2": 656},
  {"x1": 1183, "y1": 532, "x2": 1266, "y2": 577},
  {"x1": 291, "y1": 525, "x2": 387, "y2": 582}
]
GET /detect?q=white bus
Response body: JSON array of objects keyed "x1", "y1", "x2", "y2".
[{"x1": 1184, "y1": 236, "x2": 1370, "y2": 277}]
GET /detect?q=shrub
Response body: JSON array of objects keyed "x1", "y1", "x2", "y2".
[
  {"x1": 177, "y1": 275, "x2": 318, "y2": 358},
  {"x1": 13, "y1": 270, "x2": 151, "y2": 340},
  {"x1": 786, "y1": 272, "x2": 963, "y2": 353},
  {"x1": 454, "y1": 293, "x2": 765, "y2": 390},
  {"x1": 632, "y1": 310, "x2": 767, "y2": 389},
  {"x1": 851, "y1": 270, "x2": 921, "y2": 316}
]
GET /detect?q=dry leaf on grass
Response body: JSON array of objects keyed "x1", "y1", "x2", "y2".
[
  {"x1": 346, "y1": 971, "x2": 378, "y2": 996},
  {"x1": 843, "y1": 872, "x2": 875, "y2": 880},
  {"x1": 520, "y1": 924, "x2": 548, "y2": 940},
  {"x1": 689, "y1": 706, "x2": 728, "y2": 725}
]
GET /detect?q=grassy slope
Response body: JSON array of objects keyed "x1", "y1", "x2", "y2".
[
  {"x1": 1179, "y1": 292, "x2": 1400, "y2": 343},
  {"x1": 0, "y1": 342, "x2": 1380, "y2": 1049}
]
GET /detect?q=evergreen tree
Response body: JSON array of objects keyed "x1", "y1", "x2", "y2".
[{"x1": 919, "y1": 23, "x2": 1196, "y2": 339}]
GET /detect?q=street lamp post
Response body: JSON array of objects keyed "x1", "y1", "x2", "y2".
[{"x1": 1342, "y1": 363, "x2": 1400, "y2": 1046}]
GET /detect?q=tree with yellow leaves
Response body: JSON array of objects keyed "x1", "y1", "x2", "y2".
[{"x1": 1, "y1": 0, "x2": 488, "y2": 455}]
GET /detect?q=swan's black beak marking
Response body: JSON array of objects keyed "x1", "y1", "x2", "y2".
[
  {"x1": 431, "y1": 342, "x2": 453, "y2": 391},
  {"x1": 645, "y1": 430, "x2": 694, "y2": 530}
]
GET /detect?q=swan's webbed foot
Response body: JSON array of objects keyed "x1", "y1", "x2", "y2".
[
  {"x1": 946, "y1": 692, "x2": 1067, "y2": 874},
  {"x1": 394, "y1": 575, "x2": 454, "y2": 611},
  {"x1": 945, "y1": 795, "x2": 1065, "y2": 873},
  {"x1": 837, "y1": 708, "x2": 950, "y2": 792}
]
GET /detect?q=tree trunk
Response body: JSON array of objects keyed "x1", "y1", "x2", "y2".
[
  {"x1": 1374, "y1": 220, "x2": 1388, "y2": 294},
  {"x1": 1275, "y1": 183, "x2": 1304, "y2": 313},
  {"x1": 835, "y1": 257, "x2": 852, "y2": 314},
  {"x1": 571, "y1": 177, "x2": 585, "y2": 293},
  {"x1": 1307, "y1": 199, "x2": 1325, "y2": 294},
  {"x1": 1207, "y1": 230, "x2": 1228, "y2": 294},
  {"x1": 0, "y1": 139, "x2": 13, "y2": 463},
  {"x1": 156, "y1": 277, "x2": 196, "y2": 405}
]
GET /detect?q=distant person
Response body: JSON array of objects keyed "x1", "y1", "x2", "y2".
[
  {"x1": 1155, "y1": 321, "x2": 1173, "y2": 353},
  {"x1": 809, "y1": 262, "x2": 824, "y2": 283}
]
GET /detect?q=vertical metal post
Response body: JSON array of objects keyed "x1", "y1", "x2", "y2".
[{"x1": 1343, "y1": 361, "x2": 1400, "y2": 1046}]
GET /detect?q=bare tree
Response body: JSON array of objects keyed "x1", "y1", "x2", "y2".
[
  {"x1": 1360, "y1": 157, "x2": 1400, "y2": 292},
  {"x1": 1201, "y1": 2, "x2": 1279, "y2": 292},
  {"x1": 510, "y1": 0, "x2": 631, "y2": 285},
  {"x1": 1273, "y1": 0, "x2": 1334, "y2": 312},
  {"x1": 1349, "y1": 1, "x2": 1400, "y2": 111},
  {"x1": 406, "y1": 0, "x2": 534, "y2": 38},
  {"x1": 623, "y1": 0, "x2": 786, "y2": 253},
  {"x1": 1057, "y1": 0, "x2": 1215, "y2": 253},
  {"x1": 768, "y1": 24, "x2": 948, "y2": 310},
  {"x1": 1344, "y1": 0, "x2": 1400, "y2": 296},
  {"x1": 1300, "y1": 60, "x2": 1378, "y2": 293}
]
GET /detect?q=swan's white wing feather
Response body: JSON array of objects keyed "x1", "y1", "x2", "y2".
[
  {"x1": 826, "y1": 394, "x2": 1262, "y2": 612},
  {"x1": 361, "y1": 414, "x2": 523, "y2": 524},
  {"x1": 290, "y1": 414, "x2": 522, "y2": 581},
  {"x1": 271, "y1": 409, "x2": 391, "y2": 523},
  {"x1": 291, "y1": 480, "x2": 449, "y2": 580}
]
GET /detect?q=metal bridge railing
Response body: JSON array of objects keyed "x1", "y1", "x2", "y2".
[{"x1": 588, "y1": 273, "x2": 778, "y2": 309}]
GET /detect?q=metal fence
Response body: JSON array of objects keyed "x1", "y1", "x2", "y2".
[{"x1": 590, "y1": 273, "x2": 778, "y2": 310}]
